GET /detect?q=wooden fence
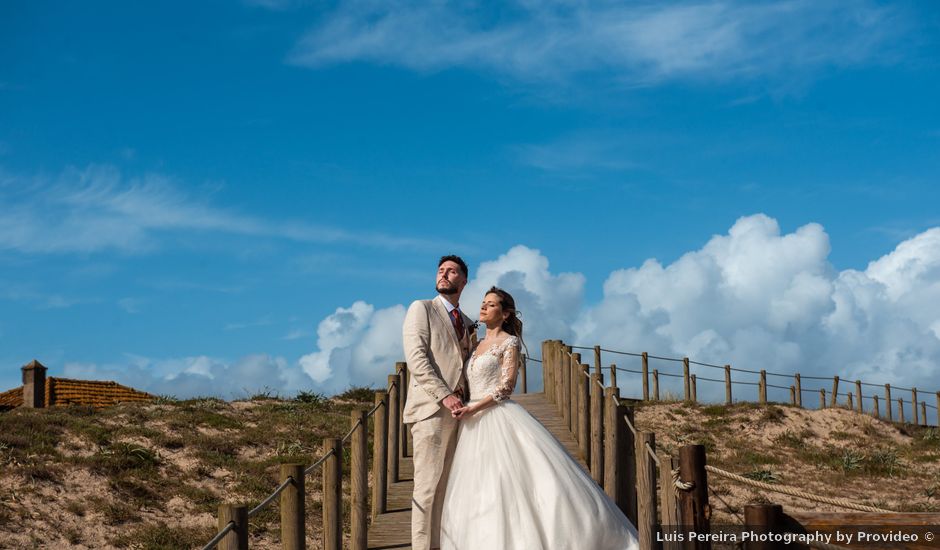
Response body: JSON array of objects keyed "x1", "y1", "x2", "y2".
[
  {"x1": 560, "y1": 343, "x2": 940, "y2": 427},
  {"x1": 541, "y1": 339, "x2": 940, "y2": 550},
  {"x1": 200, "y1": 362, "x2": 418, "y2": 550}
]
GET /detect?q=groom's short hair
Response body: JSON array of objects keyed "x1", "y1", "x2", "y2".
[{"x1": 439, "y1": 255, "x2": 469, "y2": 279}]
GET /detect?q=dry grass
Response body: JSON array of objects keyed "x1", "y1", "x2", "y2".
[
  {"x1": 0, "y1": 389, "x2": 377, "y2": 549},
  {"x1": 636, "y1": 400, "x2": 940, "y2": 522},
  {"x1": 3, "y1": 391, "x2": 937, "y2": 547}
]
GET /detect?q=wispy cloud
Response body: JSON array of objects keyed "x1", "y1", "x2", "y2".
[
  {"x1": 224, "y1": 315, "x2": 274, "y2": 331},
  {"x1": 282, "y1": 328, "x2": 311, "y2": 341},
  {"x1": 514, "y1": 133, "x2": 639, "y2": 174},
  {"x1": 289, "y1": 0, "x2": 909, "y2": 87},
  {"x1": 0, "y1": 281, "x2": 88, "y2": 310},
  {"x1": 118, "y1": 297, "x2": 144, "y2": 314},
  {"x1": 0, "y1": 164, "x2": 457, "y2": 255}
]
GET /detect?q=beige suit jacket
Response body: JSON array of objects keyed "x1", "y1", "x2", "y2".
[{"x1": 402, "y1": 297, "x2": 473, "y2": 424}]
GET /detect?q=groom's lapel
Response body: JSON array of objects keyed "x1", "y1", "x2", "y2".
[{"x1": 431, "y1": 297, "x2": 461, "y2": 352}]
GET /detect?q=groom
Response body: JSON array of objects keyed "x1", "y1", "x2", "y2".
[{"x1": 402, "y1": 255, "x2": 474, "y2": 550}]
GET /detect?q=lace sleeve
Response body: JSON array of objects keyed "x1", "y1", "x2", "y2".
[{"x1": 491, "y1": 336, "x2": 520, "y2": 402}]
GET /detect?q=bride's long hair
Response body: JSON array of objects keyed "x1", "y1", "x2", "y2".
[{"x1": 485, "y1": 286, "x2": 529, "y2": 359}]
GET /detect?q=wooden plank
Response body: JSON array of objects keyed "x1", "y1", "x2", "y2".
[{"x1": 367, "y1": 392, "x2": 589, "y2": 550}]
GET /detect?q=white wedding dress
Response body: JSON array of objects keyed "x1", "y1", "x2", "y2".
[{"x1": 440, "y1": 336, "x2": 639, "y2": 550}]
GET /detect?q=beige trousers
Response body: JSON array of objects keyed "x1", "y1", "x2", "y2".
[{"x1": 410, "y1": 407, "x2": 459, "y2": 550}]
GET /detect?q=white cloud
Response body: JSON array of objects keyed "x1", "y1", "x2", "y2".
[
  {"x1": 298, "y1": 301, "x2": 407, "y2": 393},
  {"x1": 574, "y1": 215, "x2": 940, "y2": 400},
  {"x1": 289, "y1": 0, "x2": 907, "y2": 86},
  {"x1": 62, "y1": 353, "x2": 315, "y2": 400},
  {"x1": 47, "y1": 215, "x2": 940, "y2": 403},
  {"x1": 0, "y1": 164, "x2": 457, "y2": 255},
  {"x1": 297, "y1": 215, "x2": 940, "y2": 404}
]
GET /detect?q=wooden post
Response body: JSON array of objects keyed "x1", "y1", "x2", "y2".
[
  {"x1": 520, "y1": 354, "x2": 528, "y2": 393},
  {"x1": 873, "y1": 394, "x2": 880, "y2": 419},
  {"x1": 744, "y1": 504, "x2": 782, "y2": 550},
  {"x1": 855, "y1": 380, "x2": 863, "y2": 413},
  {"x1": 594, "y1": 345, "x2": 602, "y2": 377},
  {"x1": 398, "y1": 362, "x2": 409, "y2": 457},
  {"x1": 831, "y1": 376, "x2": 840, "y2": 407},
  {"x1": 898, "y1": 398, "x2": 905, "y2": 424},
  {"x1": 625, "y1": 407, "x2": 638, "y2": 526},
  {"x1": 610, "y1": 363, "x2": 618, "y2": 389},
  {"x1": 579, "y1": 363, "x2": 590, "y2": 464},
  {"x1": 819, "y1": 389, "x2": 826, "y2": 409},
  {"x1": 350, "y1": 410, "x2": 368, "y2": 550},
  {"x1": 570, "y1": 352, "x2": 581, "y2": 433},
  {"x1": 759, "y1": 370, "x2": 767, "y2": 404},
  {"x1": 659, "y1": 454, "x2": 679, "y2": 541},
  {"x1": 642, "y1": 352, "x2": 650, "y2": 401},
  {"x1": 561, "y1": 347, "x2": 571, "y2": 428},
  {"x1": 677, "y1": 445, "x2": 710, "y2": 549},
  {"x1": 886, "y1": 384, "x2": 893, "y2": 421},
  {"x1": 281, "y1": 463, "x2": 305, "y2": 550},
  {"x1": 794, "y1": 374, "x2": 802, "y2": 408},
  {"x1": 590, "y1": 372, "x2": 605, "y2": 484},
  {"x1": 387, "y1": 375, "x2": 400, "y2": 484},
  {"x1": 603, "y1": 399, "x2": 637, "y2": 524},
  {"x1": 690, "y1": 375, "x2": 697, "y2": 403},
  {"x1": 635, "y1": 432, "x2": 658, "y2": 550},
  {"x1": 936, "y1": 392, "x2": 940, "y2": 427},
  {"x1": 847, "y1": 392, "x2": 854, "y2": 411},
  {"x1": 913, "y1": 388, "x2": 920, "y2": 425},
  {"x1": 218, "y1": 504, "x2": 248, "y2": 550},
  {"x1": 724, "y1": 365, "x2": 732, "y2": 405},
  {"x1": 322, "y1": 438, "x2": 342, "y2": 550},
  {"x1": 372, "y1": 391, "x2": 388, "y2": 518},
  {"x1": 555, "y1": 342, "x2": 566, "y2": 412},
  {"x1": 653, "y1": 369, "x2": 660, "y2": 401},
  {"x1": 683, "y1": 357, "x2": 691, "y2": 401},
  {"x1": 789, "y1": 386, "x2": 795, "y2": 406},
  {"x1": 543, "y1": 341, "x2": 553, "y2": 403},
  {"x1": 922, "y1": 402, "x2": 928, "y2": 426},
  {"x1": 604, "y1": 387, "x2": 617, "y2": 498}
]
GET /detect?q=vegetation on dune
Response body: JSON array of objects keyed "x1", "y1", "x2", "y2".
[{"x1": 1, "y1": 389, "x2": 938, "y2": 547}]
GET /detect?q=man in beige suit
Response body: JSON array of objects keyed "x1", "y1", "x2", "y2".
[{"x1": 402, "y1": 255, "x2": 474, "y2": 550}]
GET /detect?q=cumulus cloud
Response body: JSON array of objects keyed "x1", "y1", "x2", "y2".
[
  {"x1": 298, "y1": 301, "x2": 407, "y2": 394},
  {"x1": 53, "y1": 215, "x2": 940, "y2": 405},
  {"x1": 289, "y1": 0, "x2": 907, "y2": 86},
  {"x1": 575, "y1": 215, "x2": 940, "y2": 402},
  {"x1": 299, "y1": 215, "x2": 940, "y2": 406}
]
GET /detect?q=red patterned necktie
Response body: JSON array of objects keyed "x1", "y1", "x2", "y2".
[{"x1": 450, "y1": 308, "x2": 465, "y2": 338}]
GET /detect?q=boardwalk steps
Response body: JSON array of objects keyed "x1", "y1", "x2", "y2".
[{"x1": 367, "y1": 392, "x2": 585, "y2": 550}]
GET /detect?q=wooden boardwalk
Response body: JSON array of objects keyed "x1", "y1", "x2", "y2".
[{"x1": 367, "y1": 392, "x2": 585, "y2": 549}]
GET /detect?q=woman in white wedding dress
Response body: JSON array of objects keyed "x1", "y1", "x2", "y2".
[{"x1": 440, "y1": 287, "x2": 639, "y2": 550}]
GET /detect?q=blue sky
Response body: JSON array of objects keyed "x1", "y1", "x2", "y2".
[{"x1": 2, "y1": 1, "x2": 940, "y2": 400}]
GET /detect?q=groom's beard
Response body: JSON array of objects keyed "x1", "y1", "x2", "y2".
[{"x1": 436, "y1": 284, "x2": 459, "y2": 295}]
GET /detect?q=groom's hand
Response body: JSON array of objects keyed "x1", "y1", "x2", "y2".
[{"x1": 441, "y1": 393, "x2": 463, "y2": 413}]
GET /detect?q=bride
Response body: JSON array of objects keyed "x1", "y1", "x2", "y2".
[{"x1": 440, "y1": 286, "x2": 639, "y2": 550}]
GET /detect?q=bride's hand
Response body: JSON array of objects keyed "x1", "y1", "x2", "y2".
[{"x1": 452, "y1": 404, "x2": 475, "y2": 420}]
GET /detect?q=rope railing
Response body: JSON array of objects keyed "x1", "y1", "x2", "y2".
[
  {"x1": 304, "y1": 444, "x2": 336, "y2": 475},
  {"x1": 198, "y1": 358, "x2": 408, "y2": 550},
  {"x1": 576, "y1": 343, "x2": 936, "y2": 397},
  {"x1": 201, "y1": 521, "x2": 236, "y2": 550},
  {"x1": 704, "y1": 464, "x2": 895, "y2": 513},
  {"x1": 247, "y1": 477, "x2": 294, "y2": 518},
  {"x1": 541, "y1": 339, "x2": 939, "y2": 550}
]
